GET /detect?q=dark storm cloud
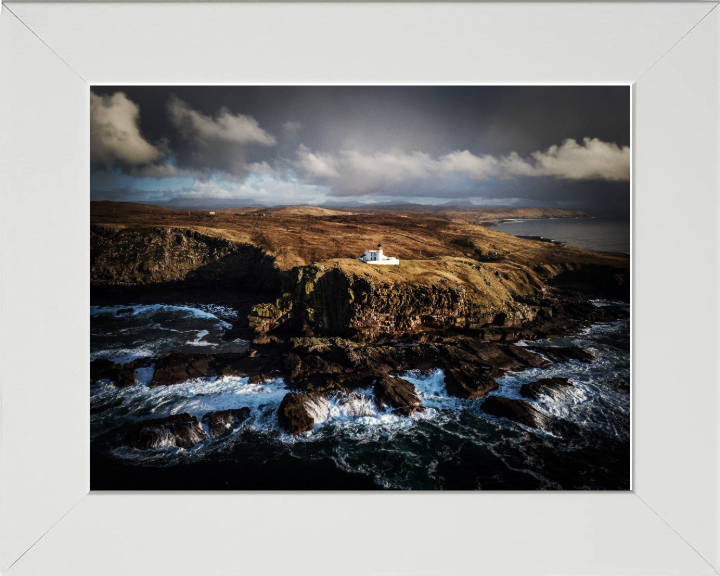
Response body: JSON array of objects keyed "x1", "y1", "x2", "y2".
[
  {"x1": 90, "y1": 86, "x2": 630, "y2": 215},
  {"x1": 163, "y1": 94, "x2": 277, "y2": 179}
]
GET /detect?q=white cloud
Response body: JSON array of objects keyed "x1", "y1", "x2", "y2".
[
  {"x1": 175, "y1": 176, "x2": 331, "y2": 205},
  {"x1": 245, "y1": 161, "x2": 276, "y2": 175},
  {"x1": 293, "y1": 138, "x2": 630, "y2": 193},
  {"x1": 294, "y1": 145, "x2": 339, "y2": 178},
  {"x1": 531, "y1": 138, "x2": 630, "y2": 180},
  {"x1": 437, "y1": 150, "x2": 500, "y2": 178},
  {"x1": 167, "y1": 96, "x2": 276, "y2": 146},
  {"x1": 344, "y1": 150, "x2": 434, "y2": 181},
  {"x1": 90, "y1": 92, "x2": 167, "y2": 166}
]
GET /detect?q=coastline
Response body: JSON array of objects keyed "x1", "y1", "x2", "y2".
[
  {"x1": 90, "y1": 204, "x2": 630, "y2": 490},
  {"x1": 489, "y1": 216, "x2": 631, "y2": 255}
]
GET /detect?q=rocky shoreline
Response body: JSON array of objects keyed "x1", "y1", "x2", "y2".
[
  {"x1": 90, "y1": 214, "x2": 629, "y2": 461},
  {"x1": 91, "y1": 288, "x2": 628, "y2": 449}
]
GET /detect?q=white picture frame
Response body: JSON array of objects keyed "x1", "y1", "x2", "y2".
[{"x1": 1, "y1": 2, "x2": 718, "y2": 574}]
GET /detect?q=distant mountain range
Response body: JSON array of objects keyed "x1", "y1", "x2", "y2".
[{"x1": 93, "y1": 195, "x2": 636, "y2": 218}]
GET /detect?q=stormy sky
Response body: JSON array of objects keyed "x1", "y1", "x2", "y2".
[{"x1": 90, "y1": 86, "x2": 630, "y2": 216}]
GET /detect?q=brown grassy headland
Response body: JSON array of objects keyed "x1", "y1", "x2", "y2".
[
  {"x1": 91, "y1": 201, "x2": 622, "y2": 271},
  {"x1": 91, "y1": 201, "x2": 628, "y2": 342}
]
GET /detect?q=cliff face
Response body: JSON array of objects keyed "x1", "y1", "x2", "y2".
[
  {"x1": 91, "y1": 225, "x2": 282, "y2": 291},
  {"x1": 249, "y1": 258, "x2": 549, "y2": 338},
  {"x1": 246, "y1": 255, "x2": 630, "y2": 339}
]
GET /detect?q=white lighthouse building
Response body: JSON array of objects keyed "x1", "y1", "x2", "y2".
[{"x1": 358, "y1": 243, "x2": 400, "y2": 265}]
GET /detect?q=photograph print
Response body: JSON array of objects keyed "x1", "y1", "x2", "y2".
[{"x1": 90, "y1": 86, "x2": 630, "y2": 490}]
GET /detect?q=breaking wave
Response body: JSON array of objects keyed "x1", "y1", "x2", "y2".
[{"x1": 91, "y1": 303, "x2": 244, "y2": 362}]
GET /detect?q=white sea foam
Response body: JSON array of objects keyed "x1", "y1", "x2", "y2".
[
  {"x1": 494, "y1": 319, "x2": 630, "y2": 439},
  {"x1": 91, "y1": 347, "x2": 155, "y2": 364},
  {"x1": 186, "y1": 330, "x2": 217, "y2": 347},
  {"x1": 401, "y1": 369, "x2": 447, "y2": 399},
  {"x1": 135, "y1": 365, "x2": 155, "y2": 387},
  {"x1": 182, "y1": 303, "x2": 239, "y2": 320},
  {"x1": 91, "y1": 304, "x2": 232, "y2": 328}
]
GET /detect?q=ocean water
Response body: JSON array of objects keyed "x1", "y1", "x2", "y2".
[
  {"x1": 90, "y1": 304, "x2": 246, "y2": 363},
  {"x1": 91, "y1": 303, "x2": 630, "y2": 490},
  {"x1": 491, "y1": 217, "x2": 630, "y2": 254}
]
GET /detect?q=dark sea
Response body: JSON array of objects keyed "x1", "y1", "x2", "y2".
[
  {"x1": 491, "y1": 217, "x2": 630, "y2": 254},
  {"x1": 91, "y1": 300, "x2": 630, "y2": 490}
]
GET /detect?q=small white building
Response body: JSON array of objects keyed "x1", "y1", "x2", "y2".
[{"x1": 358, "y1": 243, "x2": 400, "y2": 265}]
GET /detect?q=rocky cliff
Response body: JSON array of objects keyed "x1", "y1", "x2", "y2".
[
  {"x1": 248, "y1": 257, "x2": 548, "y2": 338},
  {"x1": 91, "y1": 225, "x2": 282, "y2": 292},
  {"x1": 248, "y1": 256, "x2": 629, "y2": 340}
]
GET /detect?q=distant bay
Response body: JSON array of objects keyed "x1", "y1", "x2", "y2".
[{"x1": 491, "y1": 216, "x2": 630, "y2": 254}]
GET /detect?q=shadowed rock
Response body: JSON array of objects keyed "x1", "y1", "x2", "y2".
[
  {"x1": 150, "y1": 353, "x2": 215, "y2": 386},
  {"x1": 91, "y1": 359, "x2": 120, "y2": 384},
  {"x1": 519, "y1": 377, "x2": 574, "y2": 401},
  {"x1": 606, "y1": 378, "x2": 630, "y2": 394},
  {"x1": 277, "y1": 392, "x2": 317, "y2": 434},
  {"x1": 391, "y1": 405, "x2": 427, "y2": 417},
  {"x1": 90, "y1": 358, "x2": 137, "y2": 387},
  {"x1": 481, "y1": 395, "x2": 580, "y2": 437},
  {"x1": 481, "y1": 396, "x2": 554, "y2": 430},
  {"x1": 374, "y1": 376, "x2": 422, "y2": 410},
  {"x1": 127, "y1": 413, "x2": 208, "y2": 450},
  {"x1": 216, "y1": 355, "x2": 282, "y2": 379},
  {"x1": 202, "y1": 408, "x2": 251, "y2": 438},
  {"x1": 504, "y1": 345, "x2": 549, "y2": 368},
  {"x1": 444, "y1": 367, "x2": 499, "y2": 399},
  {"x1": 459, "y1": 342, "x2": 528, "y2": 373},
  {"x1": 116, "y1": 368, "x2": 137, "y2": 388},
  {"x1": 148, "y1": 352, "x2": 280, "y2": 387}
]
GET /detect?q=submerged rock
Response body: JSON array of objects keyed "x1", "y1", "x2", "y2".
[
  {"x1": 373, "y1": 376, "x2": 422, "y2": 410},
  {"x1": 127, "y1": 413, "x2": 208, "y2": 450},
  {"x1": 531, "y1": 346, "x2": 594, "y2": 364},
  {"x1": 202, "y1": 408, "x2": 251, "y2": 438},
  {"x1": 519, "y1": 377, "x2": 574, "y2": 401},
  {"x1": 277, "y1": 392, "x2": 317, "y2": 434},
  {"x1": 481, "y1": 396, "x2": 580, "y2": 437},
  {"x1": 481, "y1": 396, "x2": 554, "y2": 430},
  {"x1": 150, "y1": 352, "x2": 215, "y2": 386},
  {"x1": 444, "y1": 367, "x2": 498, "y2": 399}
]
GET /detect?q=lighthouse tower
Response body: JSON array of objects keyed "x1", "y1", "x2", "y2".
[{"x1": 358, "y1": 242, "x2": 400, "y2": 265}]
